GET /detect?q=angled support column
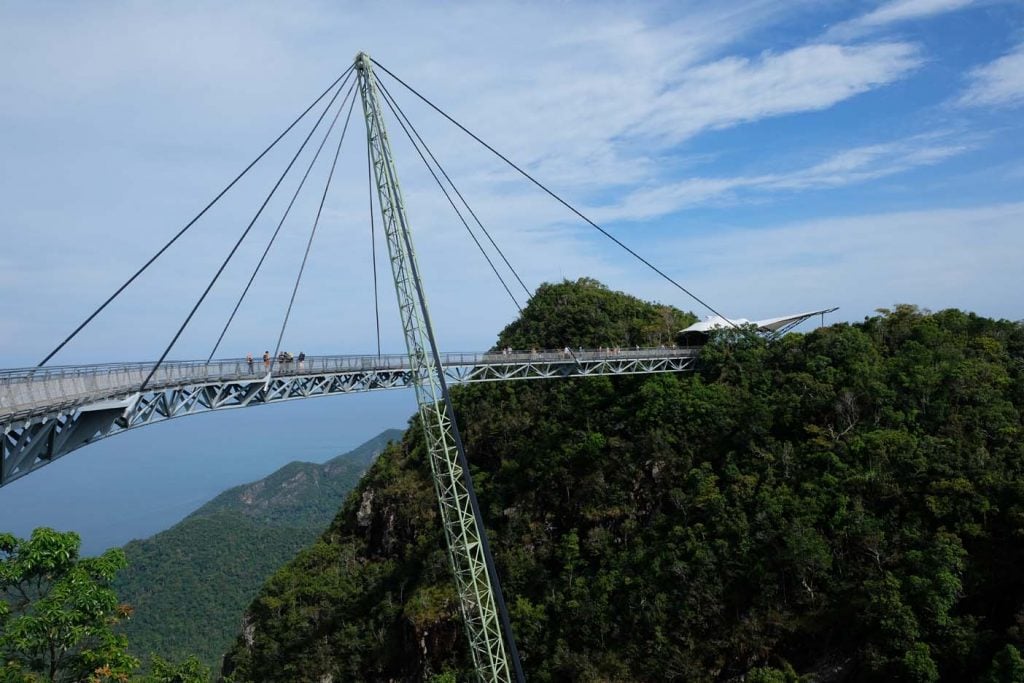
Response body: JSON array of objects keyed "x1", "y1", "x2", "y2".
[{"x1": 355, "y1": 52, "x2": 521, "y2": 682}]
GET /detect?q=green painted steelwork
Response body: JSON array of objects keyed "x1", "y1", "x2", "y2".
[{"x1": 355, "y1": 52, "x2": 516, "y2": 682}]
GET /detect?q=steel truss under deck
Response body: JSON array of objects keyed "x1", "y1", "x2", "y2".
[{"x1": 0, "y1": 349, "x2": 696, "y2": 487}]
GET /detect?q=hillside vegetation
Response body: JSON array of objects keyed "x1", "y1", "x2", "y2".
[
  {"x1": 113, "y1": 429, "x2": 401, "y2": 673},
  {"x1": 223, "y1": 280, "x2": 1024, "y2": 682}
]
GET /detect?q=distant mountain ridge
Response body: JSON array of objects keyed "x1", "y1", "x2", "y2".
[
  {"x1": 113, "y1": 428, "x2": 403, "y2": 674},
  {"x1": 190, "y1": 443, "x2": 393, "y2": 525}
]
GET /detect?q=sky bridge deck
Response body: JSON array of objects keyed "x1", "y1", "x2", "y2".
[{"x1": 0, "y1": 347, "x2": 698, "y2": 486}]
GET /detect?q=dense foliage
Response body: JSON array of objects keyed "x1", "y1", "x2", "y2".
[
  {"x1": 114, "y1": 430, "x2": 399, "y2": 674},
  {"x1": 222, "y1": 280, "x2": 1024, "y2": 682},
  {"x1": 1, "y1": 528, "x2": 136, "y2": 682},
  {"x1": 145, "y1": 654, "x2": 210, "y2": 683},
  {"x1": 495, "y1": 277, "x2": 696, "y2": 350},
  {"x1": 0, "y1": 528, "x2": 213, "y2": 683}
]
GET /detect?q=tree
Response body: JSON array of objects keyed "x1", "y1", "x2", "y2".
[
  {"x1": 143, "y1": 654, "x2": 209, "y2": 683},
  {"x1": 0, "y1": 528, "x2": 137, "y2": 682},
  {"x1": 222, "y1": 293, "x2": 1024, "y2": 681},
  {"x1": 982, "y1": 645, "x2": 1024, "y2": 683}
]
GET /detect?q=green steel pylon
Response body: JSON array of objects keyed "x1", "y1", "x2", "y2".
[{"x1": 355, "y1": 52, "x2": 521, "y2": 682}]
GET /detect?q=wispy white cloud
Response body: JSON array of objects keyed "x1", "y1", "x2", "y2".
[
  {"x1": 649, "y1": 201, "x2": 1024, "y2": 323},
  {"x1": 859, "y1": 0, "x2": 975, "y2": 24},
  {"x1": 593, "y1": 133, "x2": 975, "y2": 222},
  {"x1": 956, "y1": 42, "x2": 1024, "y2": 108},
  {"x1": 375, "y1": 38, "x2": 924, "y2": 203},
  {"x1": 0, "y1": 1, "x2": 1006, "y2": 365},
  {"x1": 0, "y1": 2, "x2": 920, "y2": 198},
  {"x1": 633, "y1": 42, "x2": 922, "y2": 146},
  {"x1": 384, "y1": 26, "x2": 923, "y2": 193},
  {"x1": 825, "y1": 0, "x2": 975, "y2": 39}
]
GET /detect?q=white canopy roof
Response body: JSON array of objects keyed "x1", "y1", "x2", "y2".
[{"x1": 680, "y1": 307, "x2": 838, "y2": 334}]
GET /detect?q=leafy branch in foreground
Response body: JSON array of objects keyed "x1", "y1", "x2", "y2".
[
  {"x1": 1, "y1": 528, "x2": 136, "y2": 682},
  {"x1": 1, "y1": 528, "x2": 210, "y2": 683}
]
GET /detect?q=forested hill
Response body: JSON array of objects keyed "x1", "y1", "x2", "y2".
[
  {"x1": 189, "y1": 428, "x2": 400, "y2": 525},
  {"x1": 114, "y1": 429, "x2": 402, "y2": 674},
  {"x1": 223, "y1": 279, "x2": 1024, "y2": 682}
]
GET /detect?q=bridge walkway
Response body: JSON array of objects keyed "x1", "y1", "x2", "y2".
[{"x1": 0, "y1": 347, "x2": 698, "y2": 486}]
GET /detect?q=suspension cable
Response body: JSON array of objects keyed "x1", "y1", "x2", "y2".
[
  {"x1": 139, "y1": 74, "x2": 351, "y2": 391},
  {"x1": 272, "y1": 88, "x2": 359, "y2": 366},
  {"x1": 207, "y1": 76, "x2": 356, "y2": 361},
  {"x1": 367, "y1": 120, "x2": 382, "y2": 358},
  {"x1": 375, "y1": 75, "x2": 523, "y2": 312},
  {"x1": 38, "y1": 64, "x2": 356, "y2": 367},
  {"x1": 370, "y1": 57, "x2": 738, "y2": 328},
  {"x1": 375, "y1": 75, "x2": 531, "y2": 300}
]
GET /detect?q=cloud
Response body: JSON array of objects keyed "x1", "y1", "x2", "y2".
[
  {"x1": 637, "y1": 42, "x2": 922, "y2": 145},
  {"x1": 0, "y1": 2, "x2": 916, "y2": 195},
  {"x1": 826, "y1": 0, "x2": 975, "y2": 39},
  {"x1": 649, "y1": 201, "x2": 1024, "y2": 323},
  {"x1": 392, "y1": 14, "x2": 916, "y2": 190},
  {"x1": 0, "y1": 1, "x2": 1002, "y2": 366},
  {"x1": 593, "y1": 133, "x2": 974, "y2": 222},
  {"x1": 0, "y1": 2, "x2": 924, "y2": 199},
  {"x1": 858, "y1": 0, "x2": 975, "y2": 24},
  {"x1": 956, "y1": 42, "x2": 1024, "y2": 108},
  {"x1": 368, "y1": 37, "x2": 923, "y2": 205}
]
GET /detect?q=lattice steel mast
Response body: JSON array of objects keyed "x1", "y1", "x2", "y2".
[{"x1": 355, "y1": 52, "x2": 522, "y2": 682}]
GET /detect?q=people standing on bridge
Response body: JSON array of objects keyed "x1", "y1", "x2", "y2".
[
  {"x1": 298, "y1": 351, "x2": 306, "y2": 371},
  {"x1": 246, "y1": 353, "x2": 254, "y2": 372},
  {"x1": 263, "y1": 351, "x2": 270, "y2": 370}
]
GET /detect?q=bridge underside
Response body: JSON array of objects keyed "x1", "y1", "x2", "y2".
[{"x1": 0, "y1": 350, "x2": 696, "y2": 486}]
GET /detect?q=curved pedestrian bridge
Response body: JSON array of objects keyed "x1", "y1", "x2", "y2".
[{"x1": 0, "y1": 347, "x2": 697, "y2": 486}]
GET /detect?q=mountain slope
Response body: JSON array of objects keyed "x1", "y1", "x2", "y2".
[
  {"x1": 223, "y1": 282, "x2": 1024, "y2": 682},
  {"x1": 114, "y1": 428, "x2": 402, "y2": 672}
]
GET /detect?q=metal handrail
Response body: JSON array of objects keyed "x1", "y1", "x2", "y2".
[
  {"x1": 0, "y1": 347, "x2": 698, "y2": 382},
  {"x1": 0, "y1": 348, "x2": 700, "y2": 421}
]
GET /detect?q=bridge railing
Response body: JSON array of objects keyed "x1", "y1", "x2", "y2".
[
  {"x1": 0, "y1": 347, "x2": 699, "y2": 420},
  {"x1": 0, "y1": 356, "x2": 407, "y2": 418}
]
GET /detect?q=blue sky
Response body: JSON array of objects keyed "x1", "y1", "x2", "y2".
[{"x1": 1, "y1": 0, "x2": 1023, "y2": 549}]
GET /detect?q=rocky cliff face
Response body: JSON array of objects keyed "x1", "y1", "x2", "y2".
[{"x1": 221, "y1": 418, "x2": 461, "y2": 680}]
